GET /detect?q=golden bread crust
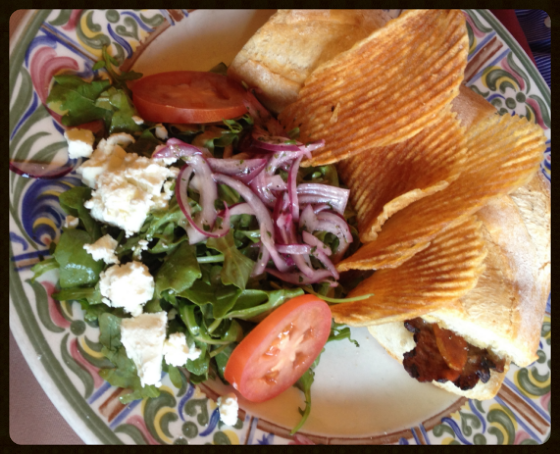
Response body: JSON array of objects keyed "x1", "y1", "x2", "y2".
[{"x1": 227, "y1": 9, "x2": 392, "y2": 113}]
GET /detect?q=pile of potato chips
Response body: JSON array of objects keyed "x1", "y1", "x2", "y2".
[{"x1": 278, "y1": 10, "x2": 547, "y2": 326}]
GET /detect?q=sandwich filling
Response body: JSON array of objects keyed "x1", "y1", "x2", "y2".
[{"x1": 402, "y1": 318, "x2": 506, "y2": 391}]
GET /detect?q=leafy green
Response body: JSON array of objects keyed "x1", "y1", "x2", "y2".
[
  {"x1": 53, "y1": 229, "x2": 104, "y2": 288},
  {"x1": 226, "y1": 288, "x2": 304, "y2": 320},
  {"x1": 79, "y1": 300, "x2": 113, "y2": 323},
  {"x1": 124, "y1": 129, "x2": 162, "y2": 158},
  {"x1": 143, "y1": 298, "x2": 163, "y2": 313},
  {"x1": 207, "y1": 231, "x2": 254, "y2": 290},
  {"x1": 52, "y1": 284, "x2": 101, "y2": 304},
  {"x1": 179, "y1": 304, "x2": 244, "y2": 345},
  {"x1": 46, "y1": 75, "x2": 111, "y2": 127},
  {"x1": 291, "y1": 353, "x2": 322, "y2": 435},
  {"x1": 208, "y1": 62, "x2": 228, "y2": 76},
  {"x1": 97, "y1": 45, "x2": 143, "y2": 94},
  {"x1": 213, "y1": 343, "x2": 236, "y2": 382},
  {"x1": 46, "y1": 45, "x2": 142, "y2": 134},
  {"x1": 98, "y1": 313, "x2": 160, "y2": 402},
  {"x1": 155, "y1": 242, "x2": 201, "y2": 297},
  {"x1": 166, "y1": 364, "x2": 183, "y2": 389},
  {"x1": 59, "y1": 187, "x2": 101, "y2": 241},
  {"x1": 328, "y1": 321, "x2": 360, "y2": 347},
  {"x1": 289, "y1": 321, "x2": 358, "y2": 434},
  {"x1": 30, "y1": 257, "x2": 59, "y2": 283},
  {"x1": 300, "y1": 164, "x2": 339, "y2": 187},
  {"x1": 302, "y1": 285, "x2": 373, "y2": 304},
  {"x1": 95, "y1": 86, "x2": 143, "y2": 134},
  {"x1": 178, "y1": 279, "x2": 242, "y2": 319}
]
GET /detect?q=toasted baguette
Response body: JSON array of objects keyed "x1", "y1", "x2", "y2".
[
  {"x1": 368, "y1": 170, "x2": 550, "y2": 399},
  {"x1": 227, "y1": 9, "x2": 392, "y2": 113},
  {"x1": 368, "y1": 321, "x2": 510, "y2": 400}
]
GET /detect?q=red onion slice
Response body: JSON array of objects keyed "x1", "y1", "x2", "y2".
[
  {"x1": 316, "y1": 211, "x2": 353, "y2": 244},
  {"x1": 252, "y1": 128, "x2": 300, "y2": 152},
  {"x1": 302, "y1": 231, "x2": 332, "y2": 256},
  {"x1": 297, "y1": 183, "x2": 350, "y2": 214},
  {"x1": 288, "y1": 155, "x2": 302, "y2": 222},
  {"x1": 227, "y1": 203, "x2": 255, "y2": 217},
  {"x1": 153, "y1": 138, "x2": 211, "y2": 160},
  {"x1": 276, "y1": 244, "x2": 312, "y2": 255},
  {"x1": 252, "y1": 244, "x2": 270, "y2": 277},
  {"x1": 10, "y1": 161, "x2": 73, "y2": 180},
  {"x1": 299, "y1": 204, "x2": 319, "y2": 233},
  {"x1": 214, "y1": 173, "x2": 289, "y2": 272},
  {"x1": 311, "y1": 248, "x2": 339, "y2": 280},
  {"x1": 176, "y1": 159, "x2": 230, "y2": 243},
  {"x1": 207, "y1": 158, "x2": 267, "y2": 184}
]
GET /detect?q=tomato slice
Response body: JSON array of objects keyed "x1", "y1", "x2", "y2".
[
  {"x1": 131, "y1": 71, "x2": 249, "y2": 124},
  {"x1": 224, "y1": 295, "x2": 332, "y2": 403}
]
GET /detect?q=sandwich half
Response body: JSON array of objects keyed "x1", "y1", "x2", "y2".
[{"x1": 368, "y1": 171, "x2": 550, "y2": 400}]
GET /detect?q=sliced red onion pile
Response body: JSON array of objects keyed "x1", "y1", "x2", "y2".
[{"x1": 156, "y1": 96, "x2": 353, "y2": 286}]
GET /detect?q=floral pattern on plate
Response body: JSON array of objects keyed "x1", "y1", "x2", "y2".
[{"x1": 9, "y1": 9, "x2": 550, "y2": 445}]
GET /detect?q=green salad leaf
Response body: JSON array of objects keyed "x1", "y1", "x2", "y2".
[
  {"x1": 46, "y1": 75, "x2": 111, "y2": 127},
  {"x1": 226, "y1": 288, "x2": 304, "y2": 321},
  {"x1": 95, "y1": 86, "x2": 143, "y2": 134},
  {"x1": 178, "y1": 278, "x2": 242, "y2": 319},
  {"x1": 59, "y1": 187, "x2": 101, "y2": 241},
  {"x1": 207, "y1": 231, "x2": 254, "y2": 290},
  {"x1": 291, "y1": 353, "x2": 322, "y2": 435},
  {"x1": 30, "y1": 257, "x2": 59, "y2": 283},
  {"x1": 53, "y1": 229, "x2": 104, "y2": 288},
  {"x1": 97, "y1": 313, "x2": 160, "y2": 402},
  {"x1": 155, "y1": 242, "x2": 201, "y2": 297}
]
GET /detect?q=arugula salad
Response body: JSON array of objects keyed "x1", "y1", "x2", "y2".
[{"x1": 25, "y1": 50, "x2": 368, "y2": 434}]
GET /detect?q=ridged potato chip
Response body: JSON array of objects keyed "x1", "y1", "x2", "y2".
[
  {"x1": 337, "y1": 105, "x2": 467, "y2": 243},
  {"x1": 279, "y1": 10, "x2": 469, "y2": 166},
  {"x1": 331, "y1": 216, "x2": 486, "y2": 326},
  {"x1": 337, "y1": 113, "x2": 546, "y2": 271}
]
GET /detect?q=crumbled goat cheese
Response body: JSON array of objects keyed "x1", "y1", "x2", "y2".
[
  {"x1": 217, "y1": 393, "x2": 239, "y2": 426},
  {"x1": 132, "y1": 239, "x2": 149, "y2": 259},
  {"x1": 155, "y1": 123, "x2": 168, "y2": 140},
  {"x1": 167, "y1": 308, "x2": 178, "y2": 321},
  {"x1": 132, "y1": 115, "x2": 144, "y2": 125},
  {"x1": 99, "y1": 261, "x2": 154, "y2": 316},
  {"x1": 83, "y1": 234, "x2": 120, "y2": 265},
  {"x1": 163, "y1": 332, "x2": 201, "y2": 367},
  {"x1": 120, "y1": 312, "x2": 167, "y2": 387},
  {"x1": 63, "y1": 215, "x2": 79, "y2": 229},
  {"x1": 77, "y1": 133, "x2": 178, "y2": 236},
  {"x1": 64, "y1": 128, "x2": 95, "y2": 159}
]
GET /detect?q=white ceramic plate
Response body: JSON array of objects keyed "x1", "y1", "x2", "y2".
[{"x1": 10, "y1": 9, "x2": 550, "y2": 445}]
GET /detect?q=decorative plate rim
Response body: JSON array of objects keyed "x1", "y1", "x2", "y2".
[{"x1": 9, "y1": 9, "x2": 550, "y2": 445}]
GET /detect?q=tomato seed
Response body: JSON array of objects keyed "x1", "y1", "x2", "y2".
[{"x1": 263, "y1": 370, "x2": 279, "y2": 384}]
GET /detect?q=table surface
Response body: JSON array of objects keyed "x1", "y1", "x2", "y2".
[{"x1": 9, "y1": 9, "x2": 549, "y2": 445}]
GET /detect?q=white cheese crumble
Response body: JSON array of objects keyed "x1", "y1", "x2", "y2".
[
  {"x1": 217, "y1": 393, "x2": 239, "y2": 426},
  {"x1": 120, "y1": 312, "x2": 167, "y2": 387},
  {"x1": 155, "y1": 123, "x2": 168, "y2": 140},
  {"x1": 64, "y1": 128, "x2": 95, "y2": 159},
  {"x1": 132, "y1": 115, "x2": 144, "y2": 125},
  {"x1": 77, "y1": 133, "x2": 179, "y2": 236},
  {"x1": 83, "y1": 234, "x2": 120, "y2": 265},
  {"x1": 99, "y1": 261, "x2": 154, "y2": 316},
  {"x1": 132, "y1": 239, "x2": 149, "y2": 260},
  {"x1": 63, "y1": 215, "x2": 79, "y2": 229},
  {"x1": 163, "y1": 332, "x2": 201, "y2": 367}
]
